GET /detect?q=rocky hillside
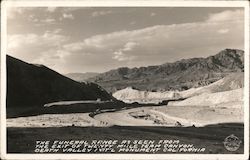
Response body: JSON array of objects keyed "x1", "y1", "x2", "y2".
[
  {"x1": 180, "y1": 72, "x2": 244, "y2": 98},
  {"x1": 7, "y1": 55, "x2": 114, "y2": 108},
  {"x1": 89, "y1": 49, "x2": 244, "y2": 93}
]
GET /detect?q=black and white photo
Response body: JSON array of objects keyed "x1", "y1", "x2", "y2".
[{"x1": 1, "y1": 1, "x2": 249, "y2": 160}]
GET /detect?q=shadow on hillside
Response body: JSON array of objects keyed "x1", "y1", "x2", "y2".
[
  {"x1": 7, "y1": 98, "x2": 187, "y2": 118},
  {"x1": 7, "y1": 102, "x2": 127, "y2": 118}
]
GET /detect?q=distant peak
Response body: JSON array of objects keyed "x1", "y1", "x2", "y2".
[{"x1": 219, "y1": 48, "x2": 244, "y2": 54}]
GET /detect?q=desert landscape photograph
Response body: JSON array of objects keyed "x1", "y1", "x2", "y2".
[{"x1": 3, "y1": 5, "x2": 247, "y2": 157}]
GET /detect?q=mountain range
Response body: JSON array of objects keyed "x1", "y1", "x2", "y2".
[
  {"x1": 65, "y1": 72, "x2": 99, "y2": 82},
  {"x1": 87, "y1": 49, "x2": 244, "y2": 93}
]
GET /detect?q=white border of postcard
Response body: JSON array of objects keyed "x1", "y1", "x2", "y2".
[{"x1": 1, "y1": 0, "x2": 249, "y2": 160}]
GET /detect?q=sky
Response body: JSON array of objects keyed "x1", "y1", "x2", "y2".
[{"x1": 7, "y1": 7, "x2": 244, "y2": 74}]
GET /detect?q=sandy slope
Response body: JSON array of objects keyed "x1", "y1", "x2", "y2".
[
  {"x1": 169, "y1": 88, "x2": 243, "y2": 107},
  {"x1": 180, "y1": 73, "x2": 243, "y2": 98},
  {"x1": 94, "y1": 107, "x2": 176, "y2": 126},
  {"x1": 153, "y1": 106, "x2": 243, "y2": 126},
  {"x1": 7, "y1": 113, "x2": 104, "y2": 127},
  {"x1": 94, "y1": 105, "x2": 243, "y2": 127}
]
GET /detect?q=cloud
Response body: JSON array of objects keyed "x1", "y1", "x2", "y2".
[
  {"x1": 61, "y1": 7, "x2": 87, "y2": 13},
  {"x1": 63, "y1": 13, "x2": 74, "y2": 19},
  {"x1": 8, "y1": 29, "x2": 69, "y2": 64},
  {"x1": 28, "y1": 14, "x2": 37, "y2": 22},
  {"x1": 130, "y1": 21, "x2": 136, "y2": 25},
  {"x1": 46, "y1": 7, "x2": 57, "y2": 12},
  {"x1": 8, "y1": 7, "x2": 56, "y2": 20},
  {"x1": 31, "y1": 18, "x2": 57, "y2": 26},
  {"x1": 218, "y1": 29, "x2": 229, "y2": 34},
  {"x1": 8, "y1": 7, "x2": 76, "y2": 26},
  {"x1": 8, "y1": 30, "x2": 68, "y2": 50},
  {"x1": 53, "y1": 28, "x2": 63, "y2": 34},
  {"x1": 60, "y1": 13, "x2": 74, "y2": 20},
  {"x1": 63, "y1": 25, "x2": 165, "y2": 53},
  {"x1": 207, "y1": 9, "x2": 243, "y2": 22},
  {"x1": 91, "y1": 10, "x2": 113, "y2": 17},
  {"x1": 27, "y1": 14, "x2": 56, "y2": 25},
  {"x1": 63, "y1": 42, "x2": 84, "y2": 52},
  {"x1": 42, "y1": 18, "x2": 56, "y2": 23},
  {"x1": 112, "y1": 42, "x2": 138, "y2": 61},
  {"x1": 8, "y1": 7, "x2": 58, "y2": 26},
  {"x1": 7, "y1": 7, "x2": 32, "y2": 19},
  {"x1": 150, "y1": 12, "x2": 156, "y2": 17}
]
